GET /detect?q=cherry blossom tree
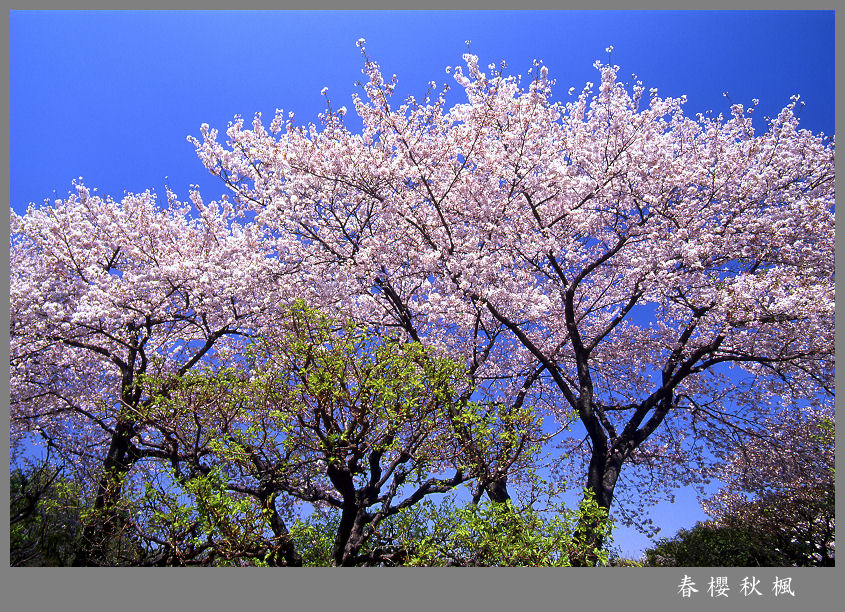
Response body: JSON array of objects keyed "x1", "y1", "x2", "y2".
[
  {"x1": 190, "y1": 43, "x2": 835, "y2": 562},
  {"x1": 10, "y1": 43, "x2": 834, "y2": 566},
  {"x1": 644, "y1": 407, "x2": 834, "y2": 567},
  {"x1": 9, "y1": 184, "x2": 293, "y2": 564},
  {"x1": 701, "y1": 407, "x2": 835, "y2": 565}
]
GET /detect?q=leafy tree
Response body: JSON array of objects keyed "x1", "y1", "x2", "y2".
[
  {"x1": 643, "y1": 521, "x2": 785, "y2": 567},
  {"x1": 10, "y1": 457, "x2": 145, "y2": 566},
  {"x1": 10, "y1": 460, "x2": 80, "y2": 566},
  {"x1": 190, "y1": 43, "x2": 834, "y2": 562},
  {"x1": 286, "y1": 483, "x2": 612, "y2": 567},
  {"x1": 92, "y1": 303, "x2": 541, "y2": 566},
  {"x1": 190, "y1": 302, "x2": 542, "y2": 566},
  {"x1": 405, "y1": 491, "x2": 611, "y2": 567},
  {"x1": 702, "y1": 409, "x2": 835, "y2": 566},
  {"x1": 288, "y1": 511, "x2": 340, "y2": 567}
]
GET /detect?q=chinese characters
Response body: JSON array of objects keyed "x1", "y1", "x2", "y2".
[{"x1": 677, "y1": 576, "x2": 796, "y2": 599}]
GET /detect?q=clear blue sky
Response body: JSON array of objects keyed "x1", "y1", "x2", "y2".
[{"x1": 10, "y1": 10, "x2": 835, "y2": 558}]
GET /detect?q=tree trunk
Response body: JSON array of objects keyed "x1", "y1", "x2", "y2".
[
  {"x1": 570, "y1": 446, "x2": 624, "y2": 567},
  {"x1": 72, "y1": 420, "x2": 135, "y2": 566},
  {"x1": 334, "y1": 504, "x2": 369, "y2": 566},
  {"x1": 485, "y1": 475, "x2": 511, "y2": 504},
  {"x1": 327, "y1": 462, "x2": 367, "y2": 566},
  {"x1": 261, "y1": 491, "x2": 302, "y2": 567}
]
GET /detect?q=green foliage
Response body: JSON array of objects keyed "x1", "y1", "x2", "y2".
[
  {"x1": 137, "y1": 466, "x2": 277, "y2": 566},
  {"x1": 646, "y1": 480, "x2": 835, "y2": 567},
  {"x1": 406, "y1": 496, "x2": 606, "y2": 567},
  {"x1": 604, "y1": 550, "x2": 644, "y2": 567},
  {"x1": 10, "y1": 464, "x2": 83, "y2": 566},
  {"x1": 10, "y1": 461, "x2": 143, "y2": 566},
  {"x1": 288, "y1": 512, "x2": 340, "y2": 567},
  {"x1": 643, "y1": 521, "x2": 788, "y2": 567},
  {"x1": 251, "y1": 300, "x2": 471, "y2": 472},
  {"x1": 286, "y1": 486, "x2": 613, "y2": 567}
]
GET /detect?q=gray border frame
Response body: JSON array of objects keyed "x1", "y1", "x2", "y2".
[{"x1": 4, "y1": 4, "x2": 841, "y2": 612}]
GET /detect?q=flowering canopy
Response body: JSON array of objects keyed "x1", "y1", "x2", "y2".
[
  {"x1": 9, "y1": 184, "x2": 292, "y2": 563},
  {"x1": 702, "y1": 407, "x2": 835, "y2": 565},
  {"x1": 189, "y1": 44, "x2": 834, "y2": 535},
  {"x1": 10, "y1": 45, "x2": 835, "y2": 563},
  {"x1": 10, "y1": 184, "x2": 282, "y2": 458}
]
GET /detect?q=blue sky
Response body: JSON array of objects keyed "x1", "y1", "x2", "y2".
[
  {"x1": 11, "y1": 10, "x2": 834, "y2": 213},
  {"x1": 9, "y1": 10, "x2": 835, "y2": 558}
]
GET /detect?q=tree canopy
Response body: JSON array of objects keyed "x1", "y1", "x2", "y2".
[{"x1": 10, "y1": 46, "x2": 834, "y2": 565}]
